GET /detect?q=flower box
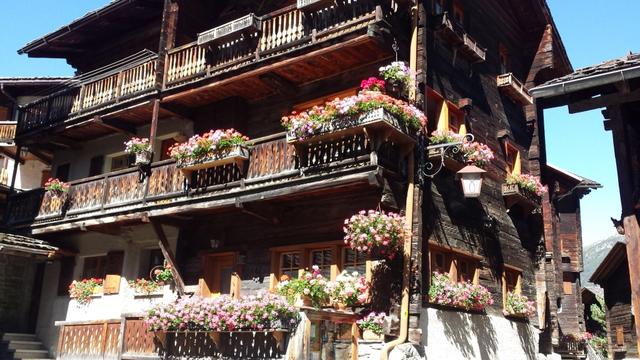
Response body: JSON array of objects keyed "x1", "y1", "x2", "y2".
[
  {"x1": 134, "y1": 150, "x2": 152, "y2": 166},
  {"x1": 362, "y1": 329, "x2": 384, "y2": 341},
  {"x1": 198, "y1": 14, "x2": 261, "y2": 45},
  {"x1": 286, "y1": 108, "x2": 416, "y2": 147},
  {"x1": 501, "y1": 183, "x2": 541, "y2": 212},
  {"x1": 176, "y1": 144, "x2": 249, "y2": 175},
  {"x1": 297, "y1": 0, "x2": 335, "y2": 11},
  {"x1": 427, "y1": 147, "x2": 466, "y2": 172}
]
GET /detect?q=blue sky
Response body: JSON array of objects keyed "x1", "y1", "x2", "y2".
[{"x1": 2, "y1": 1, "x2": 637, "y2": 244}]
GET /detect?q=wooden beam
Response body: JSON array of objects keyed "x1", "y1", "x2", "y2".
[
  {"x1": 259, "y1": 72, "x2": 297, "y2": 96},
  {"x1": 92, "y1": 116, "x2": 137, "y2": 136},
  {"x1": 159, "y1": 102, "x2": 193, "y2": 120},
  {"x1": 151, "y1": 219, "x2": 186, "y2": 295},
  {"x1": 568, "y1": 89, "x2": 640, "y2": 114}
]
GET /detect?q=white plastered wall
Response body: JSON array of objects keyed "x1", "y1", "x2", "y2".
[{"x1": 36, "y1": 223, "x2": 180, "y2": 356}]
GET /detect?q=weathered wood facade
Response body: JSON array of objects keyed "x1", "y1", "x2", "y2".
[{"x1": 4, "y1": 0, "x2": 592, "y2": 359}]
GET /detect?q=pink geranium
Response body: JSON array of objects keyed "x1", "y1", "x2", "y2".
[
  {"x1": 168, "y1": 129, "x2": 249, "y2": 162},
  {"x1": 506, "y1": 173, "x2": 548, "y2": 196},
  {"x1": 343, "y1": 210, "x2": 404, "y2": 259}
]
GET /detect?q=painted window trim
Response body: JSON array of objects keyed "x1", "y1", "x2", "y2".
[
  {"x1": 428, "y1": 243, "x2": 482, "y2": 285},
  {"x1": 427, "y1": 88, "x2": 466, "y2": 135},
  {"x1": 502, "y1": 265, "x2": 523, "y2": 311}
]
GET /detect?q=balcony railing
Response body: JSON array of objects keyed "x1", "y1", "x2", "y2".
[
  {"x1": 166, "y1": 0, "x2": 385, "y2": 86},
  {"x1": 435, "y1": 12, "x2": 486, "y2": 63},
  {"x1": 0, "y1": 121, "x2": 16, "y2": 143},
  {"x1": 6, "y1": 129, "x2": 400, "y2": 230},
  {"x1": 17, "y1": 54, "x2": 157, "y2": 136},
  {"x1": 497, "y1": 73, "x2": 534, "y2": 105}
]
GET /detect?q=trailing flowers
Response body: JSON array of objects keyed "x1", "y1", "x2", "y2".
[
  {"x1": 145, "y1": 292, "x2": 299, "y2": 332},
  {"x1": 462, "y1": 141, "x2": 495, "y2": 168},
  {"x1": 506, "y1": 173, "x2": 547, "y2": 196},
  {"x1": 357, "y1": 312, "x2": 386, "y2": 335},
  {"x1": 45, "y1": 177, "x2": 70, "y2": 195},
  {"x1": 428, "y1": 272, "x2": 493, "y2": 311},
  {"x1": 343, "y1": 210, "x2": 404, "y2": 258},
  {"x1": 129, "y1": 278, "x2": 162, "y2": 295},
  {"x1": 124, "y1": 137, "x2": 151, "y2": 155},
  {"x1": 503, "y1": 291, "x2": 536, "y2": 317},
  {"x1": 281, "y1": 91, "x2": 427, "y2": 140},
  {"x1": 69, "y1": 278, "x2": 103, "y2": 305},
  {"x1": 168, "y1": 129, "x2": 249, "y2": 164}
]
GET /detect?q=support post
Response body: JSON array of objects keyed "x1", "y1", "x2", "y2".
[
  {"x1": 151, "y1": 219, "x2": 186, "y2": 295},
  {"x1": 9, "y1": 145, "x2": 21, "y2": 191}
]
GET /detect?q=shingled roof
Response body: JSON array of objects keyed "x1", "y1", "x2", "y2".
[
  {"x1": 0, "y1": 233, "x2": 58, "y2": 257},
  {"x1": 544, "y1": 52, "x2": 640, "y2": 86}
]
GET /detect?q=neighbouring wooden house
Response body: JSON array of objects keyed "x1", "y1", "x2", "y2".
[
  {"x1": 581, "y1": 287, "x2": 605, "y2": 336},
  {"x1": 590, "y1": 242, "x2": 638, "y2": 359},
  {"x1": 3, "y1": 0, "x2": 596, "y2": 359},
  {"x1": 532, "y1": 52, "x2": 640, "y2": 358}
]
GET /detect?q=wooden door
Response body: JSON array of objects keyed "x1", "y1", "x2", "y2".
[{"x1": 201, "y1": 253, "x2": 236, "y2": 297}]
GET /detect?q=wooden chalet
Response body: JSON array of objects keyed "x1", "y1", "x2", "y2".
[
  {"x1": 532, "y1": 51, "x2": 640, "y2": 357},
  {"x1": 2, "y1": 0, "x2": 595, "y2": 359},
  {"x1": 590, "y1": 242, "x2": 637, "y2": 359}
]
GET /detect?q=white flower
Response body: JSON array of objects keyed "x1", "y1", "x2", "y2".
[{"x1": 303, "y1": 288, "x2": 310, "y2": 295}]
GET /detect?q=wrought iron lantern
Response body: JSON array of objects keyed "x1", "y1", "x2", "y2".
[{"x1": 456, "y1": 164, "x2": 486, "y2": 198}]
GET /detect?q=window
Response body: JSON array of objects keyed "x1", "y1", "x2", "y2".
[
  {"x1": 0, "y1": 106, "x2": 9, "y2": 121},
  {"x1": 271, "y1": 242, "x2": 372, "y2": 289},
  {"x1": 452, "y1": 0, "x2": 464, "y2": 25},
  {"x1": 55, "y1": 163, "x2": 70, "y2": 182},
  {"x1": 293, "y1": 88, "x2": 358, "y2": 113},
  {"x1": 110, "y1": 154, "x2": 131, "y2": 171},
  {"x1": 138, "y1": 248, "x2": 165, "y2": 278},
  {"x1": 280, "y1": 252, "x2": 302, "y2": 279},
  {"x1": 88, "y1": 155, "x2": 104, "y2": 177},
  {"x1": 160, "y1": 138, "x2": 175, "y2": 161},
  {"x1": 57, "y1": 256, "x2": 76, "y2": 296},
  {"x1": 82, "y1": 255, "x2": 107, "y2": 279},
  {"x1": 503, "y1": 267, "x2": 521, "y2": 294},
  {"x1": 434, "y1": 0, "x2": 444, "y2": 15},
  {"x1": 499, "y1": 43, "x2": 509, "y2": 74},
  {"x1": 429, "y1": 245, "x2": 480, "y2": 285},
  {"x1": 427, "y1": 88, "x2": 466, "y2": 135},
  {"x1": 342, "y1": 248, "x2": 366, "y2": 275},
  {"x1": 311, "y1": 248, "x2": 333, "y2": 278},
  {"x1": 504, "y1": 141, "x2": 521, "y2": 175}
]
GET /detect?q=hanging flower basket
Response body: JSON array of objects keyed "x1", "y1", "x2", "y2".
[
  {"x1": 343, "y1": 210, "x2": 404, "y2": 259},
  {"x1": 168, "y1": 129, "x2": 250, "y2": 175},
  {"x1": 134, "y1": 150, "x2": 153, "y2": 166},
  {"x1": 125, "y1": 138, "x2": 152, "y2": 165}
]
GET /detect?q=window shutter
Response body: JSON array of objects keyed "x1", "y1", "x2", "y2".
[
  {"x1": 57, "y1": 257, "x2": 76, "y2": 296},
  {"x1": 103, "y1": 251, "x2": 124, "y2": 294},
  {"x1": 436, "y1": 101, "x2": 449, "y2": 133},
  {"x1": 88, "y1": 155, "x2": 104, "y2": 177},
  {"x1": 512, "y1": 151, "x2": 521, "y2": 175},
  {"x1": 616, "y1": 326, "x2": 624, "y2": 346}
]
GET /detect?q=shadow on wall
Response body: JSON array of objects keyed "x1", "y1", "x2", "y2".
[
  {"x1": 516, "y1": 320, "x2": 537, "y2": 358},
  {"x1": 434, "y1": 310, "x2": 499, "y2": 360}
]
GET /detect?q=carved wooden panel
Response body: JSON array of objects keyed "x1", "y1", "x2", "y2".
[
  {"x1": 123, "y1": 318, "x2": 158, "y2": 355},
  {"x1": 38, "y1": 192, "x2": 65, "y2": 218},
  {"x1": 104, "y1": 171, "x2": 145, "y2": 206},
  {"x1": 247, "y1": 138, "x2": 297, "y2": 179},
  {"x1": 67, "y1": 180, "x2": 106, "y2": 213},
  {"x1": 147, "y1": 163, "x2": 185, "y2": 198},
  {"x1": 58, "y1": 322, "x2": 120, "y2": 360}
]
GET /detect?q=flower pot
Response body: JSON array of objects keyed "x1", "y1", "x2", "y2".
[
  {"x1": 385, "y1": 80, "x2": 406, "y2": 100},
  {"x1": 295, "y1": 294, "x2": 313, "y2": 307},
  {"x1": 334, "y1": 302, "x2": 348, "y2": 311},
  {"x1": 134, "y1": 150, "x2": 152, "y2": 166},
  {"x1": 362, "y1": 329, "x2": 383, "y2": 341}
]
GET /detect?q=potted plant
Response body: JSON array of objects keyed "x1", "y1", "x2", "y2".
[
  {"x1": 276, "y1": 265, "x2": 329, "y2": 308},
  {"x1": 151, "y1": 263, "x2": 173, "y2": 285},
  {"x1": 360, "y1": 77, "x2": 386, "y2": 92},
  {"x1": 461, "y1": 141, "x2": 495, "y2": 168},
  {"x1": 128, "y1": 278, "x2": 162, "y2": 295},
  {"x1": 357, "y1": 312, "x2": 386, "y2": 341},
  {"x1": 69, "y1": 278, "x2": 103, "y2": 305},
  {"x1": 124, "y1": 137, "x2": 152, "y2": 165},
  {"x1": 343, "y1": 210, "x2": 404, "y2": 259},
  {"x1": 428, "y1": 272, "x2": 493, "y2": 311},
  {"x1": 44, "y1": 177, "x2": 70, "y2": 197},
  {"x1": 326, "y1": 271, "x2": 369, "y2": 310},
  {"x1": 379, "y1": 62, "x2": 413, "y2": 99},
  {"x1": 168, "y1": 129, "x2": 250, "y2": 175},
  {"x1": 503, "y1": 291, "x2": 536, "y2": 318}
]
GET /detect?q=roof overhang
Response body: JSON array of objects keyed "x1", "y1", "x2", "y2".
[
  {"x1": 0, "y1": 232, "x2": 59, "y2": 258},
  {"x1": 18, "y1": 0, "x2": 163, "y2": 59},
  {"x1": 590, "y1": 241, "x2": 627, "y2": 284}
]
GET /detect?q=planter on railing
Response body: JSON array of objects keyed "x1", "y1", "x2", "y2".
[
  {"x1": 501, "y1": 183, "x2": 541, "y2": 212},
  {"x1": 175, "y1": 144, "x2": 250, "y2": 176},
  {"x1": 286, "y1": 108, "x2": 415, "y2": 146},
  {"x1": 198, "y1": 14, "x2": 261, "y2": 45}
]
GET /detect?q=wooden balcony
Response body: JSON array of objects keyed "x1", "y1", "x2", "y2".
[
  {"x1": 163, "y1": 0, "x2": 396, "y2": 95},
  {"x1": 434, "y1": 12, "x2": 486, "y2": 63},
  {"x1": 6, "y1": 132, "x2": 401, "y2": 233},
  {"x1": 0, "y1": 121, "x2": 16, "y2": 144},
  {"x1": 16, "y1": 52, "x2": 158, "y2": 137},
  {"x1": 497, "y1": 73, "x2": 534, "y2": 105}
]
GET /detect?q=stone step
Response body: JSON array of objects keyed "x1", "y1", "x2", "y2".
[
  {"x1": 12, "y1": 349, "x2": 50, "y2": 359},
  {"x1": 8, "y1": 341, "x2": 44, "y2": 351},
  {"x1": 1, "y1": 334, "x2": 37, "y2": 342}
]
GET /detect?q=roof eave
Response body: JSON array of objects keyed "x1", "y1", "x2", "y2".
[
  {"x1": 531, "y1": 64, "x2": 640, "y2": 99},
  {"x1": 590, "y1": 242, "x2": 627, "y2": 284}
]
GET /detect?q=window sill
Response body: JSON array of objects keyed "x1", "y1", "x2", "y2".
[{"x1": 428, "y1": 302, "x2": 486, "y2": 314}]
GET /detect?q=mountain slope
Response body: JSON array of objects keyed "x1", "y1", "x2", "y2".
[{"x1": 581, "y1": 235, "x2": 625, "y2": 286}]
